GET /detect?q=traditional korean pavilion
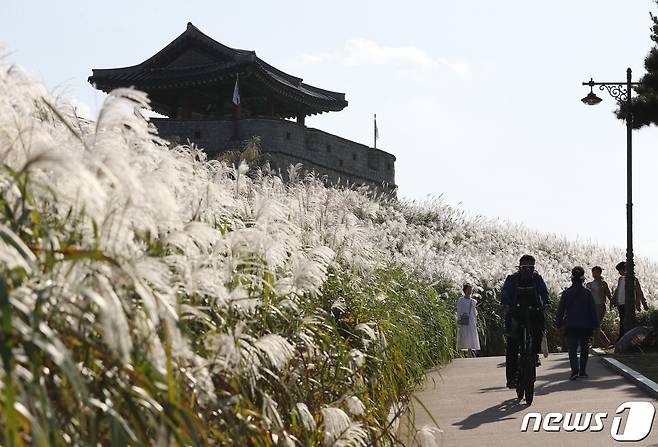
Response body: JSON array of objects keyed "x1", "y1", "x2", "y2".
[{"x1": 89, "y1": 23, "x2": 395, "y2": 190}]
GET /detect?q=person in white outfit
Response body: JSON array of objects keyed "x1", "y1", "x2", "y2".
[{"x1": 456, "y1": 283, "x2": 480, "y2": 353}]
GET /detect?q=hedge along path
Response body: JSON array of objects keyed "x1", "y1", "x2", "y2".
[{"x1": 404, "y1": 353, "x2": 658, "y2": 446}]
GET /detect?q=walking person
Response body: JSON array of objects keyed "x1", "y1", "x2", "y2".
[
  {"x1": 555, "y1": 266, "x2": 599, "y2": 380},
  {"x1": 501, "y1": 255, "x2": 549, "y2": 388},
  {"x1": 586, "y1": 266, "x2": 612, "y2": 347},
  {"x1": 611, "y1": 261, "x2": 649, "y2": 340},
  {"x1": 456, "y1": 283, "x2": 480, "y2": 355}
]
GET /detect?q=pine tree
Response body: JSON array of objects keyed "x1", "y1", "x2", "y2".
[{"x1": 617, "y1": 2, "x2": 658, "y2": 128}]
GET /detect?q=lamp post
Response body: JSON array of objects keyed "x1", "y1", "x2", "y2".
[{"x1": 581, "y1": 68, "x2": 641, "y2": 336}]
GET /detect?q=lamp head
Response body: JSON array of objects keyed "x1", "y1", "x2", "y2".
[
  {"x1": 581, "y1": 91, "x2": 603, "y2": 105},
  {"x1": 582, "y1": 79, "x2": 602, "y2": 105}
]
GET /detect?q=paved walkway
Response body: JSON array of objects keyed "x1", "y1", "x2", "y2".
[{"x1": 405, "y1": 353, "x2": 658, "y2": 446}]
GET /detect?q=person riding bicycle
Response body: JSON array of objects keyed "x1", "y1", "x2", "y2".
[{"x1": 501, "y1": 255, "x2": 550, "y2": 389}]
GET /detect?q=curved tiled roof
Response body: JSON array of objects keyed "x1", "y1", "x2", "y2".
[{"x1": 89, "y1": 23, "x2": 347, "y2": 114}]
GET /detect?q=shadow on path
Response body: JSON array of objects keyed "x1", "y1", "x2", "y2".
[
  {"x1": 535, "y1": 375, "x2": 649, "y2": 398},
  {"x1": 452, "y1": 398, "x2": 527, "y2": 430},
  {"x1": 478, "y1": 386, "x2": 508, "y2": 393},
  {"x1": 489, "y1": 356, "x2": 649, "y2": 398}
]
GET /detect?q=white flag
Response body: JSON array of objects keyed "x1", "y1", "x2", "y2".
[
  {"x1": 232, "y1": 76, "x2": 240, "y2": 106},
  {"x1": 374, "y1": 114, "x2": 379, "y2": 140}
]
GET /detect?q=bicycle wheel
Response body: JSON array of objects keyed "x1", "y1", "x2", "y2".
[
  {"x1": 516, "y1": 380, "x2": 524, "y2": 401},
  {"x1": 524, "y1": 380, "x2": 534, "y2": 405},
  {"x1": 516, "y1": 345, "x2": 525, "y2": 401},
  {"x1": 524, "y1": 332, "x2": 536, "y2": 405}
]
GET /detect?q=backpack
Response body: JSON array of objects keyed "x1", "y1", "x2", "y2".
[{"x1": 514, "y1": 274, "x2": 541, "y2": 310}]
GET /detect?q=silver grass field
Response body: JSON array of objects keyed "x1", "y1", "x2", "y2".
[{"x1": 0, "y1": 60, "x2": 656, "y2": 446}]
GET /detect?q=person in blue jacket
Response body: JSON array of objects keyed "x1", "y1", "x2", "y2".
[
  {"x1": 501, "y1": 254, "x2": 550, "y2": 388},
  {"x1": 555, "y1": 266, "x2": 599, "y2": 380}
]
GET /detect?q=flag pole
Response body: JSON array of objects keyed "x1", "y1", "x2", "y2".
[
  {"x1": 232, "y1": 74, "x2": 241, "y2": 139},
  {"x1": 374, "y1": 113, "x2": 377, "y2": 149}
]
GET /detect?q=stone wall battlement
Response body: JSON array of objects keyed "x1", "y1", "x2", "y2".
[{"x1": 152, "y1": 118, "x2": 396, "y2": 190}]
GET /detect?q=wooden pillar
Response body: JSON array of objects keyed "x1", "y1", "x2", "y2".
[
  {"x1": 181, "y1": 96, "x2": 192, "y2": 119},
  {"x1": 296, "y1": 112, "x2": 306, "y2": 126},
  {"x1": 170, "y1": 97, "x2": 180, "y2": 119}
]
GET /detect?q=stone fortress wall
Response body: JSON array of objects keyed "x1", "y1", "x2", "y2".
[{"x1": 152, "y1": 118, "x2": 396, "y2": 191}]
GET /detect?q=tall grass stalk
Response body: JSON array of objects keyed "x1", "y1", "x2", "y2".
[{"x1": 0, "y1": 60, "x2": 656, "y2": 446}]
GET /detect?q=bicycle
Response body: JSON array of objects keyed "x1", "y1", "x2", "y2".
[{"x1": 514, "y1": 305, "x2": 538, "y2": 405}]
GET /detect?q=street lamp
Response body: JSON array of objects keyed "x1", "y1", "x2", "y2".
[
  {"x1": 581, "y1": 68, "x2": 641, "y2": 337},
  {"x1": 581, "y1": 82, "x2": 603, "y2": 105}
]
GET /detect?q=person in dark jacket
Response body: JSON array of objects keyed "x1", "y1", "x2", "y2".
[
  {"x1": 555, "y1": 266, "x2": 599, "y2": 380},
  {"x1": 501, "y1": 254, "x2": 550, "y2": 388}
]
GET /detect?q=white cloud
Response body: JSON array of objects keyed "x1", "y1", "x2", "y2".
[
  {"x1": 344, "y1": 39, "x2": 436, "y2": 67},
  {"x1": 300, "y1": 52, "x2": 336, "y2": 64},
  {"x1": 301, "y1": 39, "x2": 469, "y2": 75}
]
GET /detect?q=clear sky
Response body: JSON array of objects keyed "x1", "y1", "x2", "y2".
[{"x1": 2, "y1": 0, "x2": 658, "y2": 261}]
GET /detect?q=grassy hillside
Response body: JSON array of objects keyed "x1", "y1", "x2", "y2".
[{"x1": 0, "y1": 62, "x2": 656, "y2": 446}]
